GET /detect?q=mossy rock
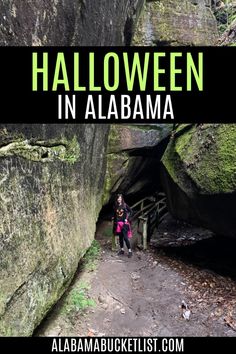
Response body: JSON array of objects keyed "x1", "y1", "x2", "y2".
[
  {"x1": 108, "y1": 125, "x2": 172, "y2": 153},
  {"x1": 161, "y1": 124, "x2": 236, "y2": 238},
  {"x1": 162, "y1": 124, "x2": 236, "y2": 194},
  {"x1": 133, "y1": 0, "x2": 218, "y2": 46},
  {"x1": 0, "y1": 124, "x2": 109, "y2": 336}
]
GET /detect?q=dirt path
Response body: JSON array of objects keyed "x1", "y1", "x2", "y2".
[{"x1": 36, "y1": 220, "x2": 236, "y2": 337}]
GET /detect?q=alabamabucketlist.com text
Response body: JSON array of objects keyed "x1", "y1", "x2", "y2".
[{"x1": 51, "y1": 337, "x2": 184, "y2": 353}]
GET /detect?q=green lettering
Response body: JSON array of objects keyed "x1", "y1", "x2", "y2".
[
  {"x1": 123, "y1": 52, "x2": 149, "y2": 91},
  {"x1": 89, "y1": 53, "x2": 102, "y2": 91},
  {"x1": 74, "y1": 53, "x2": 86, "y2": 91},
  {"x1": 170, "y1": 53, "x2": 182, "y2": 91},
  {"x1": 187, "y1": 52, "x2": 203, "y2": 91},
  {"x1": 104, "y1": 53, "x2": 119, "y2": 91},
  {"x1": 52, "y1": 53, "x2": 69, "y2": 91},
  {"x1": 153, "y1": 53, "x2": 166, "y2": 91},
  {"x1": 32, "y1": 52, "x2": 48, "y2": 91}
]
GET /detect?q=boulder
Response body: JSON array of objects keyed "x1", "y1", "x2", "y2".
[
  {"x1": 103, "y1": 124, "x2": 172, "y2": 203},
  {"x1": 161, "y1": 124, "x2": 236, "y2": 238},
  {"x1": 133, "y1": 0, "x2": 218, "y2": 46}
]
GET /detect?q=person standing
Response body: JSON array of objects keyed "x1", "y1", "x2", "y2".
[{"x1": 112, "y1": 194, "x2": 133, "y2": 258}]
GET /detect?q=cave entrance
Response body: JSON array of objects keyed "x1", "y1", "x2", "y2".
[
  {"x1": 97, "y1": 134, "x2": 171, "y2": 253},
  {"x1": 96, "y1": 129, "x2": 236, "y2": 282}
]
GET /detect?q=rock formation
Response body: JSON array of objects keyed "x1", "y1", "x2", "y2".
[
  {"x1": 0, "y1": 0, "x2": 144, "y2": 46},
  {"x1": 0, "y1": 124, "x2": 109, "y2": 335},
  {"x1": 103, "y1": 124, "x2": 172, "y2": 204},
  {"x1": 0, "y1": 0, "x2": 233, "y2": 338},
  {"x1": 133, "y1": 0, "x2": 218, "y2": 45},
  {"x1": 161, "y1": 124, "x2": 236, "y2": 239}
]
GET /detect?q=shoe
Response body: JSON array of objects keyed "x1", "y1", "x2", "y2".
[
  {"x1": 128, "y1": 251, "x2": 132, "y2": 258},
  {"x1": 118, "y1": 249, "x2": 124, "y2": 255}
]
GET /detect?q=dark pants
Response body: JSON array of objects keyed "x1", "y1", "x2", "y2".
[{"x1": 119, "y1": 224, "x2": 131, "y2": 249}]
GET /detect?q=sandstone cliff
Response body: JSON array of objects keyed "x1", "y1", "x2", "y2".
[{"x1": 0, "y1": 124, "x2": 109, "y2": 336}]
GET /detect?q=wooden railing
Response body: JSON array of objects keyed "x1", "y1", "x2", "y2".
[{"x1": 130, "y1": 192, "x2": 168, "y2": 250}]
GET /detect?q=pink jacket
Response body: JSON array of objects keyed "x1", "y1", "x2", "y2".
[{"x1": 116, "y1": 221, "x2": 132, "y2": 238}]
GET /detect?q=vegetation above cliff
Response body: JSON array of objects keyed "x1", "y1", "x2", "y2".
[{"x1": 213, "y1": 0, "x2": 236, "y2": 45}]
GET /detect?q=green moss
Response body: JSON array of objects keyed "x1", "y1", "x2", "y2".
[
  {"x1": 107, "y1": 125, "x2": 120, "y2": 153},
  {"x1": 0, "y1": 322, "x2": 14, "y2": 336},
  {"x1": 162, "y1": 124, "x2": 236, "y2": 194},
  {"x1": 102, "y1": 152, "x2": 129, "y2": 204},
  {"x1": 0, "y1": 136, "x2": 80, "y2": 164},
  {"x1": 62, "y1": 136, "x2": 80, "y2": 164},
  {"x1": 0, "y1": 264, "x2": 74, "y2": 336},
  {"x1": 162, "y1": 124, "x2": 193, "y2": 184},
  {"x1": 133, "y1": 0, "x2": 218, "y2": 46},
  {"x1": 162, "y1": 138, "x2": 178, "y2": 184},
  {"x1": 82, "y1": 240, "x2": 101, "y2": 272},
  {"x1": 194, "y1": 125, "x2": 236, "y2": 193},
  {"x1": 175, "y1": 128, "x2": 194, "y2": 157},
  {"x1": 62, "y1": 282, "x2": 96, "y2": 318}
]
